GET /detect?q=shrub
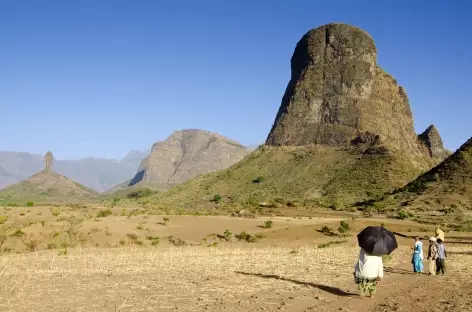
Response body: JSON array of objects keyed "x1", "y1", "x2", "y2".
[
  {"x1": 263, "y1": 220, "x2": 273, "y2": 229},
  {"x1": 126, "y1": 233, "x2": 138, "y2": 241},
  {"x1": 397, "y1": 209, "x2": 408, "y2": 220},
  {"x1": 212, "y1": 194, "x2": 222, "y2": 203},
  {"x1": 47, "y1": 243, "x2": 57, "y2": 250},
  {"x1": 51, "y1": 208, "x2": 61, "y2": 217},
  {"x1": 96, "y1": 209, "x2": 113, "y2": 218},
  {"x1": 0, "y1": 216, "x2": 7, "y2": 225},
  {"x1": 162, "y1": 217, "x2": 170, "y2": 226},
  {"x1": 320, "y1": 226, "x2": 333, "y2": 234},
  {"x1": 11, "y1": 229, "x2": 25, "y2": 237},
  {"x1": 126, "y1": 188, "x2": 154, "y2": 199},
  {"x1": 235, "y1": 231, "x2": 260, "y2": 243},
  {"x1": 338, "y1": 221, "x2": 351, "y2": 234},
  {"x1": 6, "y1": 203, "x2": 18, "y2": 207},
  {"x1": 25, "y1": 202, "x2": 35, "y2": 207},
  {"x1": 222, "y1": 229, "x2": 232, "y2": 241},
  {"x1": 168, "y1": 236, "x2": 187, "y2": 246},
  {"x1": 252, "y1": 176, "x2": 265, "y2": 184}
]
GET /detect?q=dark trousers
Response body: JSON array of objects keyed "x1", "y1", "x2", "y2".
[{"x1": 436, "y1": 259, "x2": 445, "y2": 275}]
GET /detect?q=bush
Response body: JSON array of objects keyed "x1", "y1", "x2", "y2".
[
  {"x1": 96, "y1": 209, "x2": 113, "y2": 218},
  {"x1": 211, "y1": 194, "x2": 222, "y2": 203},
  {"x1": 0, "y1": 216, "x2": 7, "y2": 225},
  {"x1": 397, "y1": 209, "x2": 408, "y2": 220},
  {"x1": 263, "y1": 220, "x2": 273, "y2": 229},
  {"x1": 338, "y1": 221, "x2": 351, "y2": 234},
  {"x1": 25, "y1": 202, "x2": 35, "y2": 207},
  {"x1": 318, "y1": 240, "x2": 347, "y2": 248},
  {"x1": 163, "y1": 217, "x2": 170, "y2": 226},
  {"x1": 126, "y1": 188, "x2": 154, "y2": 199},
  {"x1": 168, "y1": 236, "x2": 187, "y2": 246},
  {"x1": 252, "y1": 176, "x2": 265, "y2": 184},
  {"x1": 320, "y1": 226, "x2": 333, "y2": 234},
  {"x1": 235, "y1": 231, "x2": 261, "y2": 243},
  {"x1": 11, "y1": 229, "x2": 25, "y2": 237},
  {"x1": 6, "y1": 203, "x2": 18, "y2": 207}
]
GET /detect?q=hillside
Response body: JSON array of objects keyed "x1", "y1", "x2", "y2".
[
  {"x1": 112, "y1": 129, "x2": 249, "y2": 192},
  {"x1": 134, "y1": 23, "x2": 447, "y2": 212},
  {"x1": 137, "y1": 144, "x2": 432, "y2": 212},
  {"x1": 386, "y1": 137, "x2": 472, "y2": 212},
  {"x1": 0, "y1": 152, "x2": 98, "y2": 205},
  {"x1": 0, "y1": 150, "x2": 147, "y2": 192}
]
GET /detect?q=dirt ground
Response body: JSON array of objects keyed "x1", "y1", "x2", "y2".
[{"x1": 0, "y1": 209, "x2": 471, "y2": 311}]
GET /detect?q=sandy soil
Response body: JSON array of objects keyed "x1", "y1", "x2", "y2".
[{"x1": 0, "y1": 210, "x2": 470, "y2": 311}]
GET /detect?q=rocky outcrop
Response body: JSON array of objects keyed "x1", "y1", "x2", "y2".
[
  {"x1": 266, "y1": 23, "x2": 441, "y2": 160},
  {"x1": 126, "y1": 129, "x2": 249, "y2": 189},
  {"x1": 44, "y1": 151, "x2": 53, "y2": 171},
  {"x1": 418, "y1": 125, "x2": 449, "y2": 158}
]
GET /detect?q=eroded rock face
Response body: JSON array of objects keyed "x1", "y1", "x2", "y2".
[
  {"x1": 265, "y1": 23, "x2": 430, "y2": 157},
  {"x1": 128, "y1": 129, "x2": 249, "y2": 189},
  {"x1": 418, "y1": 125, "x2": 449, "y2": 158},
  {"x1": 44, "y1": 151, "x2": 53, "y2": 171}
]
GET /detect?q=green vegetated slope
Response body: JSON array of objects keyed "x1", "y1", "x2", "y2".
[
  {"x1": 0, "y1": 170, "x2": 98, "y2": 205},
  {"x1": 385, "y1": 137, "x2": 472, "y2": 212},
  {"x1": 138, "y1": 145, "x2": 428, "y2": 212}
]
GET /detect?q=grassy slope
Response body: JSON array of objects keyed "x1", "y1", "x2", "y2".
[
  {"x1": 139, "y1": 145, "x2": 427, "y2": 212},
  {"x1": 0, "y1": 170, "x2": 98, "y2": 205},
  {"x1": 388, "y1": 137, "x2": 472, "y2": 211}
]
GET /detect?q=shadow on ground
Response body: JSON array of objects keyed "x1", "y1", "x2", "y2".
[
  {"x1": 235, "y1": 271, "x2": 357, "y2": 297},
  {"x1": 385, "y1": 267, "x2": 415, "y2": 275}
]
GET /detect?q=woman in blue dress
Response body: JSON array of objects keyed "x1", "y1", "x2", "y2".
[{"x1": 412, "y1": 237, "x2": 424, "y2": 275}]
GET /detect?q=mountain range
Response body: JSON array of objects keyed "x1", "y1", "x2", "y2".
[{"x1": 0, "y1": 150, "x2": 148, "y2": 192}]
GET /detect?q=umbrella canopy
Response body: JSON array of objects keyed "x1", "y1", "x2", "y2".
[{"x1": 357, "y1": 226, "x2": 398, "y2": 256}]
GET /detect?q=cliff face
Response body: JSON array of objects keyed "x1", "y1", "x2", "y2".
[
  {"x1": 127, "y1": 129, "x2": 249, "y2": 189},
  {"x1": 266, "y1": 23, "x2": 441, "y2": 161}
]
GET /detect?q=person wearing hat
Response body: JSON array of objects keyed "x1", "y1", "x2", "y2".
[{"x1": 427, "y1": 237, "x2": 439, "y2": 275}]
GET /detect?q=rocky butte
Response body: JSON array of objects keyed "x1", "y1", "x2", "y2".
[
  {"x1": 124, "y1": 129, "x2": 249, "y2": 189},
  {"x1": 266, "y1": 23, "x2": 447, "y2": 161}
]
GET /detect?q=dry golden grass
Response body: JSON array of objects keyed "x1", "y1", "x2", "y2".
[{"x1": 0, "y1": 244, "x2": 397, "y2": 311}]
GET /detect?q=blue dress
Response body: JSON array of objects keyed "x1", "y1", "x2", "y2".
[{"x1": 412, "y1": 242, "x2": 424, "y2": 273}]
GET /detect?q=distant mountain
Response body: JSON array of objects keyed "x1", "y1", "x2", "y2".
[
  {"x1": 110, "y1": 129, "x2": 249, "y2": 192},
  {"x1": 0, "y1": 150, "x2": 148, "y2": 192},
  {"x1": 0, "y1": 152, "x2": 98, "y2": 205}
]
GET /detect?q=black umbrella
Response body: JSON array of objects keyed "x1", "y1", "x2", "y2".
[{"x1": 357, "y1": 226, "x2": 398, "y2": 256}]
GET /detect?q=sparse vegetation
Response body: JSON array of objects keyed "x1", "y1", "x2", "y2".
[
  {"x1": 263, "y1": 220, "x2": 273, "y2": 229},
  {"x1": 0, "y1": 216, "x2": 7, "y2": 224},
  {"x1": 126, "y1": 188, "x2": 154, "y2": 199},
  {"x1": 96, "y1": 209, "x2": 113, "y2": 218},
  {"x1": 338, "y1": 221, "x2": 351, "y2": 235},
  {"x1": 235, "y1": 231, "x2": 262, "y2": 243},
  {"x1": 11, "y1": 229, "x2": 25, "y2": 237},
  {"x1": 318, "y1": 240, "x2": 347, "y2": 248},
  {"x1": 168, "y1": 236, "x2": 187, "y2": 246}
]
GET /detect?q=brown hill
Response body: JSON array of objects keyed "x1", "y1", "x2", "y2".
[
  {"x1": 112, "y1": 129, "x2": 249, "y2": 191},
  {"x1": 0, "y1": 152, "x2": 98, "y2": 205},
  {"x1": 131, "y1": 23, "x2": 448, "y2": 211}
]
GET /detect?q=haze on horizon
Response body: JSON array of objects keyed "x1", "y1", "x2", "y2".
[{"x1": 1, "y1": 0, "x2": 471, "y2": 160}]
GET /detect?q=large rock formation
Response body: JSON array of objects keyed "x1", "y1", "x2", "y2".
[
  {"x1": 124, "y1": 129, "x2": 249, "y2": 189},
  {"x1": 418, "y1": 125, "x2": 449, "y2": 158},
  {"x1": 266, "y1": 23, "x2": 440, "y2": 159},
  {"x1": 44, "y1": 151, "x2": 53, "y2": 171}
]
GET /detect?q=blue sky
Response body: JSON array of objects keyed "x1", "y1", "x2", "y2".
[{"x1": 1, "y1": 1, "x2": 471, "y2": 160}]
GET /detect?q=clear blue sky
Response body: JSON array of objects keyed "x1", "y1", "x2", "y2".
[{"x1": 1, "y1": 1, "x2": 471, "y2": 160}]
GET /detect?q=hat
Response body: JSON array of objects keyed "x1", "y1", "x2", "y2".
[{"x1": 429, "y1": 237, "x2": 437, "y2": 242}]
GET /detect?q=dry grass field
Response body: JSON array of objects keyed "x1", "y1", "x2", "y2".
[{"x1": 0, "y1": 206, "x2": 471, "y2": 311}]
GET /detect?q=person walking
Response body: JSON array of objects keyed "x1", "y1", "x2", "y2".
[
  {"x1": 354, "y1": 248, "x2": 383, "y2": 297},
  {"x1": 427, "y1": 237, "x2": 438, "y2": 275},
  {"x1": 436, "y1": 238, "x2": 447, "y2": 275},
  {"x1": 412, "y1": 237, "x2": 424, "y2": 275}
]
